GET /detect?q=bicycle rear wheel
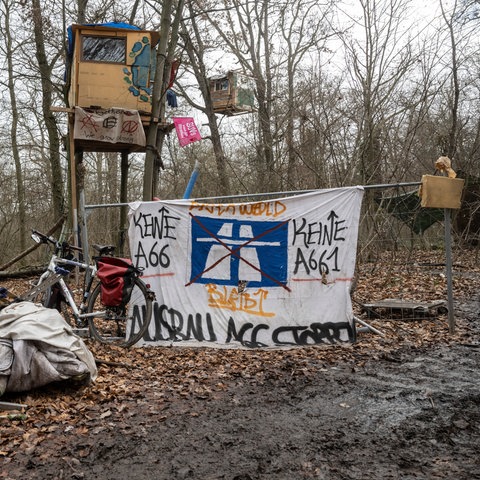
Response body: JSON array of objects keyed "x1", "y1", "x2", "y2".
[{"x1": 86, "y1": 277, "x2": 153, "y2": 347}]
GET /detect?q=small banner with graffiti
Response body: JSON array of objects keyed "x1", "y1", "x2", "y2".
[
  {"x1": 74, "y1": 107, "x2": 146, "y2": 146},
  {"x1": 128, "y1": 187, "x2": 364, "y2": 348},
  {"x1": 172, "y1": 117, "x2": 202, "y2": 147}
]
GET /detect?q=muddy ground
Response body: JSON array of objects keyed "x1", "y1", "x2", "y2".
[
  {"x1": 1, "y1": 258, "x2": 479, "y2": 479},
  {"x1": 1, "y1": 311, "x2": 479, "y2": 479}
]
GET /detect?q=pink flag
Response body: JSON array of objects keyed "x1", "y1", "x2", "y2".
[{"x1": 173, "y1": 117, "x2": 202, "y2": 147}]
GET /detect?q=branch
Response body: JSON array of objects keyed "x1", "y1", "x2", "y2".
[{"x1": 0, "y1": 216, "x2": 65, "y2": 272}]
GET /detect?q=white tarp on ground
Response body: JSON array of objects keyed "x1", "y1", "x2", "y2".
[
  {"x1": 0, "y1": 302, "x2": 97, "y2": 395},
  {"x1": 128, "y1": 187, "x2": 364, "y2": 348}
]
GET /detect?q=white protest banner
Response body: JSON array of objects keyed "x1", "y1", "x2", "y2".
[
  {"x1": 74, "y1": 107, "x2": 146, "y2": 146},
  {"x1": 128, "y1": 187, "x2": 364, "y2": 348}
]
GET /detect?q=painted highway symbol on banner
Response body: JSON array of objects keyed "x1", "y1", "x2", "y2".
[{"x1": 189, "y1": 217, "x2": 289, "y2": 288}]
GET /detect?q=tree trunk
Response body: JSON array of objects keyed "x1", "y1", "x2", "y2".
[
  {"x1": 152, "y1": 0, "x2": 185, "y2": 198},
  {"x1": 31, "y1": 0, "x2": 65, "y2": 221},
  {"x1": 180, "y1": 3, "x2": 230, "y2": 195},
  {"x1": 77, "y1": 0, "x2": 88, "y2": 23},
  {"x1": 4, "y1": 0, "x2": 26, "y2": 254},
  {"x1": 144, "y1": 0, "x2": 173, "y2": 201},
  {"x1": 442, "y1": 2, "x2": 460, "y2": 160},
  {"x1": 118, "y1": 152, "x2": 129, "y2": 256}
]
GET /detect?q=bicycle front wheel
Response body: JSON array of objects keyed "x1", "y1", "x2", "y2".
[
  {"x1": 86, "y1": 277, "x2": 153, "y2": 347},
  {"x1": 31, "y1": 283, "x2": 77, "y2": 327}
]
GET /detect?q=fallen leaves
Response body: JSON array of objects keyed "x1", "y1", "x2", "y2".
[{"x1": 1, "y1": 248, "x2": 479, "y2": 467}]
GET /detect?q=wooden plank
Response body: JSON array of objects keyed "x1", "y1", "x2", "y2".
[{"x1": 360, "y1": 298, "x2": 447, "y2": 319}]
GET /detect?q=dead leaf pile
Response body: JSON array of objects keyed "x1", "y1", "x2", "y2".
[{"x1": 0, "y1": 248, "x2": 479, "y2": 471}]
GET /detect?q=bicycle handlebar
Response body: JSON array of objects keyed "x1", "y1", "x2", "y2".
[
  {"x1": 31, "y1": 230, "x2": 56, "y2": 245},
  {"x1": 31, "y1": 230, "x2": 83, "y2": 253}
]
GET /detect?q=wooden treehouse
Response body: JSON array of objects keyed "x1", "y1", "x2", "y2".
[
  {"x1": 209, "y1": 71, "x2": 256, "y2": 116},
  {"x1": 62, "y1": 23, "x2": 170, "y2": 254},
  {"x1": 67, "y1": 23, "x2": 162, "y2": 154}
]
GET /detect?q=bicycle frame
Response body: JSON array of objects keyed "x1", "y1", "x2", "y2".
[
  {"x1": 19, "y1": 229, "x2": 155, "y2": 346},
  {"x1": 23, "y1": 254, "x2": 101, "y2": 323}
]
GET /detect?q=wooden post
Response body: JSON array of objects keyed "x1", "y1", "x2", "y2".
[
  {"x1": 444, "y1": 208, "x2": 455, "y2": 334},
  {"x1": 119, "y1": 152, "x2": 129, "y2": 256},
  {"x1": 68, "y1": 115, "x2": 79, "y2": 250}
]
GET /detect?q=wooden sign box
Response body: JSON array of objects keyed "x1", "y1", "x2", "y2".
[{"x1": 420, "y1": 175, "x2": 465, "y2": 209}]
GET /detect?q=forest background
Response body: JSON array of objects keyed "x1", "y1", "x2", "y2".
[{"x1": 0, "y1": 0, "x2": 479, "y2": 268}]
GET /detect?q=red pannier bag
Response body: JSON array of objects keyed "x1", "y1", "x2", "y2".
[{"x1": 95, "y1": 257, "x2": 137, "y2": 307}]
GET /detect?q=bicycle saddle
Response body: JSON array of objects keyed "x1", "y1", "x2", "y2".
[{"x1": 92, "y1": 244, "x2": 116, "y2": 256}]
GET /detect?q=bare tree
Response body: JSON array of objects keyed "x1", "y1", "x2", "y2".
[
  {"x1": 188, "y1": 0, "x2": 337, "y2": 193},
  {"x1": 30, "y1": 0, "x2": 65, "y2": 221},
  {"x1": 277, "y1": 0, "x2": 335, "y2": 188},
  {"x1": 143, "y1": 0, "x2": 185, "y2": 201},
  {"x1": 201, "y1": 0, "x2": 279, "y2": 191},
  {"x1": 1, "y1": 0, "x2": 27, "y2": 252},
  {"x1": 341, "y1": 0, "x2": 420, "y2": 185},
  {"x1": 175, "y1": 0, "x2": 232, "y2": 196},
  {"x1": 438, "y1": 0, "x2": 477, "y2": 164}
]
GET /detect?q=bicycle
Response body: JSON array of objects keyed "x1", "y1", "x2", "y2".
[{"x1": 16, "y1": 230, "x2": 155, "y2": 347}]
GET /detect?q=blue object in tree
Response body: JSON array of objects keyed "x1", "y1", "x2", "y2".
[{"x1": 167, "y1": 89, "x2": 178, "y2": 108}]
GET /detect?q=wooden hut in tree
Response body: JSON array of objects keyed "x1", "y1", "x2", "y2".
[
  {"x1": 67, "y1": 23, "x2": 159, "y2": 115},
  {"x1": 209, "y1": 71, "x2": 255, "y2": 115},
  {"x1": 65, "y1": 23, "x2": 163, "y2": 154},
  {"x1": 64, "y1": 23, "x2": 162, "y2": 255}
]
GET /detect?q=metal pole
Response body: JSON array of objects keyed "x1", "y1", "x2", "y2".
[
  {"x1": 86, "y1": 182, "x2": 423, "y2": 210},
  {"x1": 79, "y1": 189, "x2": 89, "y2": 263},
  {"x1": 69, "y1": 117, "x2": 80, "y2": 284},
  {"x1": 183, "y1": 160, "x2": 200, "y2": 199},
  {"x1": 68, "y1": 119, "x2": 79, "y2": 249},
  {"x1": 354, "y1": 316, "x2": 385, "y2": 336},
  {"x1": 444, "y1": 208, "x2": 455, "y2": 334},
  {"x1": 189, "y1": 182, "x2": 422, "y2": 203}
]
